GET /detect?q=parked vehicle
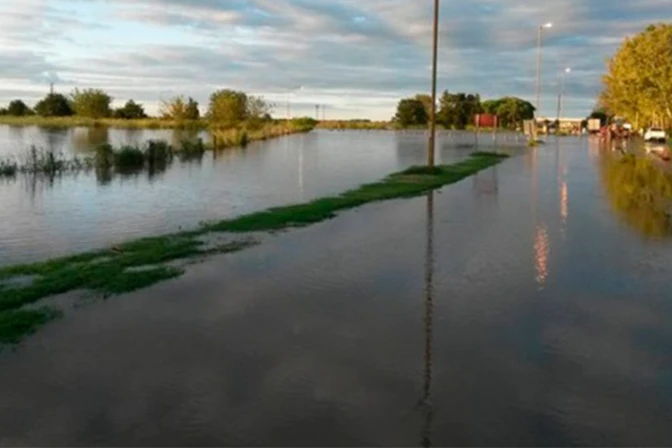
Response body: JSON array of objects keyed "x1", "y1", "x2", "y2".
[
  {"x1": 644, "y1": 127, "x2": 667, "y2": 143},
  {"x1": 588, "y1": 118, "x2": 601, "y2": 134}
]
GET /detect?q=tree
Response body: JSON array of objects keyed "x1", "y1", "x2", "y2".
[
  {"x1": 415, "y1": 94, "x2": 434, "y2": 120},
  {"x1": 160, "y1": 96, "x2": 187, "y2": 121},
  {"x1": 477, "y1": 97, "x2": 534, "y2": 129},
  {"x1": 185, "y1": 97, "x2": 200, "y2": 120},
  {"x1": 437, "y1": 92, "x2": 482, "y2": 129},
  {"x1": 394, "y1": 98, "x2": 427, "y2": 127},
  {"x1": 208, "y1": 89, "x2": 248, "y2": 128},
  {"x1": 494, "y1": 97, "x2": 535, "y2": 129},
  {"x1": 113, "y1": 99, "x2": 148, "y2": 119},
  {"x1": 71, "y1": 88, "x2": 112, "y2": 118},
  {"x1": 34, "y1": 93, "x2": 73, "y2": 117},
  {"x1": 601, "y1": 24, "x2": 672, "y2": 129},
  {"x1": 0, "y1": 108, "x2": 7, "y2": 116},
  {"x1": 7, "y1": 100, "x2": 32, "y2": 116}
]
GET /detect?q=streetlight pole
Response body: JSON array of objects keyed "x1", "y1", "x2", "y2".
[
  {"x1": 535, "y1": 22, "x2": 553, "y2": 118},
  {"x1": 556, "y1": 68, "x2": 571, "y2": 132},
  {"x1": 428, "y1": 0, "x2": 440, "y2": 170}
]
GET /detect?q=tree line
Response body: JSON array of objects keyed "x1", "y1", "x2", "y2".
[
  {"x1": 0, "y1": 89, "x2": 273, "y2": 128},
  {"x1": 599, "y1": 23, "x2": 672, "y2": 130},
  {"x1": 393, "y1": 92, "x2": 535, "y2": 130}
]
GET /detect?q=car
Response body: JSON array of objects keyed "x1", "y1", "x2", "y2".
[{"x1": 644, "y1": 127, "x2": 667, "y2": 143}]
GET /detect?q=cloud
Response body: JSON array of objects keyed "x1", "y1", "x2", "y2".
[{"x1": 0, "y1": 0, "x2": 670, "y2": 118}]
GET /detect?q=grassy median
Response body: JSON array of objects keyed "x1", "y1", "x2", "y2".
[{"x1": 0, "y1": 151, "x2": 509, "y2": 345}]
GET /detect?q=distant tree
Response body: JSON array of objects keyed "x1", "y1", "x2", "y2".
[
  {"x1": 0, "y1": 108, "x2": 7, "y2": 116},
  {"x1": 113, "y1": 99, "x2": 147, "y2": 119},
  {"x1": 71, "y1": 88, "x2": 112, "y2": 119},
  {"x1": 34, "y1": 93, "x2": 73, "y2": 117},
  {"x1": 477, "y1": 97, "x2": 534, "y2": 129},
  {"x1": 7, "y1": 100, "x2": 32, "y2": 116},
  {"x1": 394, "y1": 98, "x2": 428, "y2": 127},
  {"x1": 185, "y1": 97, "x2": 200, "y2": 120},
  {"x1": 160, "y1": 96, "x2": 188, "y2": 121},
  {"x1": 415, "y1": 94, "x2": 434, "y2": 120},
  {"x1": 208, "y1": 90, "x2": 248, "y2": 128},
  {"x1": 601, "y1": 24, "x2": 672, "y2": 129},
  {"x1": 495, "y1": 97, "x2": 535, "y2": 129},
  {"x1": 437, "y1": 92, "x2": 482, "y2": 129}
]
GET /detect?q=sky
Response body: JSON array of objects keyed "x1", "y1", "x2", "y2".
[{"x1": 0, "y1": 0, "x2": 670, "y2": 120}]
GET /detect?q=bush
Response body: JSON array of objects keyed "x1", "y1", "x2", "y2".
[
  {"x1": 113, "y1": 146, "x2": 145, "y2": 170},
  {"x1": 0, "y1": 160, "x2": 18, "y2": 177},
  {"x1": 145, "y1": 140, "x2": 173, "y2": 165}
]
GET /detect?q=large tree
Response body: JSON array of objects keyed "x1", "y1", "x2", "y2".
[
  {"x1": 34, "y1": 93, "x2": 73, "y2": 117},
  {"x1": 160, "y1": 96, "x2": 199, "y2": 121},
  {"x1": 601, "y1": 24, "x2": 672, "y2": 129},
  {"x1": 71, "y1": 88, "x2": 112, "y2": 119},
  {"x1": 394, "y1": 98, "x2": 428, "y2": 127},
  {"x1": 7, "y1": 100, "x2": 32, "y2": 116},
  {"x1": 208, "y1": 90, "x2": 248, "y2": 128},
  {"x1": 437, "y1": 92, "x2": 482, "y2": 129}
]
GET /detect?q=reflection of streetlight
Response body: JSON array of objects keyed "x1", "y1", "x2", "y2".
[
  {"x1": 428, "y1": 0, "x2": 440, "y2": 170},
  {"x1": 556, "y1": 68, "x2": 571, "y2": 131},
  {"x1": 534, "y1": 224, "x2": 550, "y2": 288},
  {"x1": 535, "y1": 22, "x2": 553, "y2": 117}
]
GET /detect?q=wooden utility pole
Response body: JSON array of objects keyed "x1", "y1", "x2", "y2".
[{"x1": 428, "y1": 0, "x2": 440, "y2": 170}]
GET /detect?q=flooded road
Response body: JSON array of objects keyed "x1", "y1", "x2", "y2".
[
  {"x1": 1, "y1": 137, "x2": 672, "y2": 446},
  {"x1": 0, "y1": 126, "x2": 521, "y2": 265}
]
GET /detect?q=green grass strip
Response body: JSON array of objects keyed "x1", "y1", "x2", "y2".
[
  {"x1": 207, "y1": 151, "x2": 508, "y2": 232},
  {"x1": 0, "y1": 307, "x2": 62, "y2": 345},
  {"x1": 0, "y1": 151, "x2": 508, "y2": 344}
]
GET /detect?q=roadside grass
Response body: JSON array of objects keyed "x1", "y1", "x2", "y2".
[{"x1": 0, "y1": 151, "x2": 509, "y2": 344}]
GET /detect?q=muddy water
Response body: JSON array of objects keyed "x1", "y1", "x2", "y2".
[
  {"x1": 1, "y1": 137, "x2": 672, "y2": 445},
  {"x1": 0, "y1": 126, "x2": 523, "y2": 265}
]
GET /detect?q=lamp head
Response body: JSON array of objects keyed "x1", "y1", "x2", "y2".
[{"x1": 542, "y1": 22, "x2": 553, "y2": 29}]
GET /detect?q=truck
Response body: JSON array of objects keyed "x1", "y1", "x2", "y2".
[{"x1": 588, "y1": 118, "x2": 601, "y2": 134}]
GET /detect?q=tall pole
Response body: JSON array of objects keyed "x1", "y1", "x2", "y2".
[
  {"x1": 286, "y1": 91, "x2": 291, "y2": 120},
  {"x1": 535, "y1": 26, "x2": 543, "y2": 118},
  {"x1": 428, "y1": 0, "x2": 440, "y2": 170}
]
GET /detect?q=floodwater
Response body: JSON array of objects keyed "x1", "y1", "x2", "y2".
[
  {"x1": 1, "y1": 136, "x2": 672, "y2": 446},
  {"x1": 0, "y1": 126, "x2": 522, "y2": 265}
]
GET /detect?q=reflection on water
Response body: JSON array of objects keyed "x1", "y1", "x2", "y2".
[
  {"x1": 599, "y1": 152, "x2": 672, "y2": 238},
  {"x1": 534, "y1": 224, "x2": 550, "y2": 288},
  {"x1": 0, "y1": 127, "x2": 524, "y2": 265}
]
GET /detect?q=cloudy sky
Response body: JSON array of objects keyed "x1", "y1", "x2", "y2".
[{"x1": 0, "y1": 0, "x2": 670, "y2": 120}]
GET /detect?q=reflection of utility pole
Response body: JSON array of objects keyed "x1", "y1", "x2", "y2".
[
  {"x1": 428, "y1": 0, "x2": 440, "y2": 170},
  {"x1": 419, "y1": 190, "x2": 435, "y2": 448}
]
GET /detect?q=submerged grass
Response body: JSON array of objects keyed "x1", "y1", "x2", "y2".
[
  {"x1": 207, "y1": 152, "x2": 509, "y2": 232},
  {"x1": 0, "y1": 151, "x2": 509, "y2": 345},
  {"x1": 0, "y1": 307, "x2": 62, "y2": 345}
]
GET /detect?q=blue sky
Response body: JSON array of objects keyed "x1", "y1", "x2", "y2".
[{"x1": 1, "y1": 0, "x2": 670, "y2": 119}]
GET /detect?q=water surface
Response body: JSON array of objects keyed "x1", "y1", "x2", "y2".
[
  {"x1": 0, "y1": 126, "x2": 522, "y2": 265},
  {"x1": 1, "y1": 137, "x2": 672, "y2": 446}
]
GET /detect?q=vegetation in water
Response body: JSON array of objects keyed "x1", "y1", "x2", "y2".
[{"x1": 0, "y1": 151, "x2": 509, "y2": 345}]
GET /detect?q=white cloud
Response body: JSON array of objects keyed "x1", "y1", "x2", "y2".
[{"x1": 0, "y1": 0, "x2": 670, "y2": 118}]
